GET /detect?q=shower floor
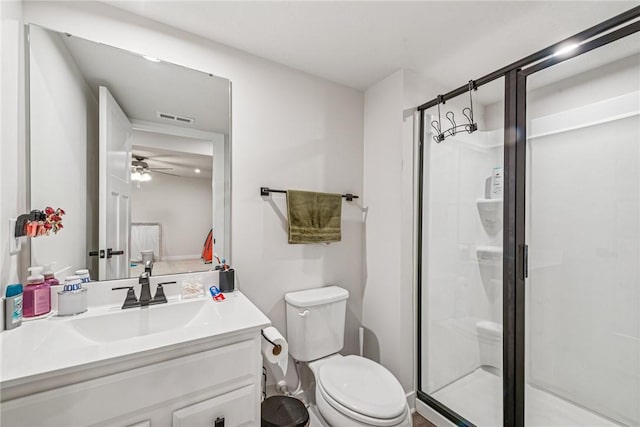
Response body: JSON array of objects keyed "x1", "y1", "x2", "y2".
[{"x1": 431, "y1": 369, "x2": 621, "y2": 427}]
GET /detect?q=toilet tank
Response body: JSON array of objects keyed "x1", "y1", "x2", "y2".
[{"x1": 285, "y1": 286, "x2": 349, "y2": 362}]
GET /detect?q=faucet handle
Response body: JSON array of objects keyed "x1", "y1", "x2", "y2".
[
  {"x1": 152, "y1": 281, "x2": 175, "y2": 304},
  {"x1": 112, "y1": 286, "x2": 139, "y2": 309}
]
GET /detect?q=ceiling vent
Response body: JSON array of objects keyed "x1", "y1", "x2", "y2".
[{"x1": 156, "y1": 111, "x2": 195, "y2": 125}]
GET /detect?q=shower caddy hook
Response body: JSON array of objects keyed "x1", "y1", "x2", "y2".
[{"x1": 431, "y1": 80, "x2": 478, "y2": 143}]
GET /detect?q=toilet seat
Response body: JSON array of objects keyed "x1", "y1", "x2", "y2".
[
  {"x1": 316, "y1": 355, "x2": 407, "y2": 424},
  {"x1": 317, "y1": 381, "x2": 409, "y2": 426}
]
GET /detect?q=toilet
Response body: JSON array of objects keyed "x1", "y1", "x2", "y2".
[
  {"x1": 476, "y1": 320, "x2": 503, "y2": 376},
  {"x1": 285, "y1": 286, "x2": 412, "y2": 427}
]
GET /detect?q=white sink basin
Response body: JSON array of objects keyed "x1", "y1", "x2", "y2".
[
  {"x1": 71, "y1": 298, "x2": 208, "y2": 343},
  {"x1": 1, "y1": 291, "x2": 271, "y2": 385}
]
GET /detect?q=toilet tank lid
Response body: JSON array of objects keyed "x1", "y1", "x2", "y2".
[{"x1": 285, "y1": 286, "x2": 348, "y2": 308}]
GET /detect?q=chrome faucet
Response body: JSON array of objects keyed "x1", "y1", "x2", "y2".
[
  {"x1": 111, "y1": 273, "x2": 175, "y2": 309},
  {"x1": 144, "y1": 259, "x2": 153, "y2": 275}
]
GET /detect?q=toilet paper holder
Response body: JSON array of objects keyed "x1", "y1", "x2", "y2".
[{"x1": 261, "y1": 329, "x2": 282, "y2": 355}]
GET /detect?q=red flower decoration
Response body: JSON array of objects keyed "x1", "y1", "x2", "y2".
[{"x1": 34, "y1": 206, "x2": 66, "y2": 236}]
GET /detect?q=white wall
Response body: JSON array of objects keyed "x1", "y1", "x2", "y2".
[
  {"x1": 131, "y1": 172, "x2": 212, "y2": 260},
  {"x1": 0, "y1": 0, "x2": 25, "y2": 292},
  {"x1": 28, "y1": 24, "x2": 98, "y2": 275},
  {"x1": 20, "y1": 1, "x2": 364, "y2": 370},
  {"x1": 128, "y1": 129, "x2": 229, "y2": 259},
  {"x1": 363, "y1": 70, "x2": 415, "y2": 393}
]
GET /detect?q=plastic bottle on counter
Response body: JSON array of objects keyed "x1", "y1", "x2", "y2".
[
  {"x1": 23, "y1": 266, "x2": 51, "y2": 318},
  {"x1": 4, "y1": 284, "x2": 23, "y2": 330},
  {"x1": 42, "y1": 263, "x2": 60, "y2": 286},
  {"x1": 58, "y1": 275, "x2": 87, "y2": 316},
  {"x1": 74, "y1": 269, "x2": 91, "y2": 284}
]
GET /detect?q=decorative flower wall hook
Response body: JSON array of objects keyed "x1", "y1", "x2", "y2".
[{"x1": 38, "y1": 206, "x2": 66, "y2": 236}]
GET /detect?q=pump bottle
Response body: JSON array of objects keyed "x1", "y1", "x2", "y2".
[{"x1": 23, "y1": 266, "x2": 51, "y2": 318}]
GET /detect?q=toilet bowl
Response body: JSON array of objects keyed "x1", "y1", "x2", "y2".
[
  {"x1": 310, "y1": 355, "x2": 412, "y2": 427},
  {"x1": 285, "y1": 287, "x2": 411, "y2": 427}
]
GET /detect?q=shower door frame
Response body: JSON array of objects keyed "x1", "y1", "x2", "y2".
[{"x1": 416, "y1": 7, "x2": 640, "y2": 427}]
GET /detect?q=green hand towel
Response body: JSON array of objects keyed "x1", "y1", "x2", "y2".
[{"x1": 287, "y1": 190, "x2": 342, "y2": 244}]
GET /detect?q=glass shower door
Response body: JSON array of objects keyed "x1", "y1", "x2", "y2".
[
  {"x1": 419, "y1": 78, "x2": 505, "y2": 426},
  {"x1": 524, "y1": 33, "x2": 640, "y2": 426}
]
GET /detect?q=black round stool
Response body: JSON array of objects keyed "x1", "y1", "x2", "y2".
[{"x1": 261, "y1": 396, "x2": 309, "y2": 427}]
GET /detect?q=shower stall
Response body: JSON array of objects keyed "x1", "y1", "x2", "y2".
[{"x1": 417, "y1": 7, "x2": 640, "y2": 427}]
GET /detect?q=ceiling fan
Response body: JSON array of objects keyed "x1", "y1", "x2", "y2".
[{"x1": 131, "y1": 155, "x2": 178, "y2": 181}]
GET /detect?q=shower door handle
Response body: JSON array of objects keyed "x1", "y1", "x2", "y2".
[{"x1": 522, "y1": 244, "x2": 528, "y2": 280}]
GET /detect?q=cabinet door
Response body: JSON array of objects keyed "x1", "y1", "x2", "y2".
[
  {"x1": 172, "y1": 384, "x2": 257, "y2": 427},
  {"x1": 1, "y1": 339, "x2": 259, "y2": 427}
]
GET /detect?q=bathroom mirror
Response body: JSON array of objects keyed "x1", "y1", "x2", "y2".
[{"x1": 27, "y1": 24, "x2": 231, "y2": 281}]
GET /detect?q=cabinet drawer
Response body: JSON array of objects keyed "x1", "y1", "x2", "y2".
[
  {"x1": 173, "y1": 384, "x2": 257, "y2": 427},
  {"x1": 1, "y1": 339, "x2": 259, "y2": 427}
]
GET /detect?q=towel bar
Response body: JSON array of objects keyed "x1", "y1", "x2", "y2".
[{"x1": 260, "y1": 187, "x2": 358, "y2": 201}]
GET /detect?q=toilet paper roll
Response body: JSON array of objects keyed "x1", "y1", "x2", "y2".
[{"x1": 261, "y1": 326, "x2": 288, "y2": 375}]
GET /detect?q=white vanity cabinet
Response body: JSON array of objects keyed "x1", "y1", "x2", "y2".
[
  {"x1": 0, "y1": 292, "x2": 270, "y2": 427},
  {"x1": 1, "y1": 336, "x2": 262, "y2": 426}
]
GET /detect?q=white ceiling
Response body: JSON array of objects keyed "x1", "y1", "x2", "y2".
[
  {"x1": 132, "y1": 146, "x2": 213, "y2": 180},
  {"x1": 105, "y1": 1, "x2": 638, "y2": 95},
  {"x1": 57, "y1": 28, "x2": 231, "y2": 134}
]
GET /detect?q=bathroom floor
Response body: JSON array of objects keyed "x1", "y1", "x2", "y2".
[
  {"x1": 413, "y1": 412, "x2": 437, "y2": 427},
  {"x1": 432, "y1": 369, "x2": 621, "y2": 426}
]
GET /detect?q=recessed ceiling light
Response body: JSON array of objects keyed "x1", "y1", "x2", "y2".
[
  {"x1": 553, "y1": 43, "x2": 579, "y2": 57},
  {"x1": 194, "y1": 169, "x2": 201, "y2": 174},
  {"x1": 142, "y1": 55, "x2": 161, "y2": 63}
]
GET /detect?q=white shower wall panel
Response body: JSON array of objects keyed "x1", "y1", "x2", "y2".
[
  {"x1": 423, "y1": 127, "x2": 503, "y2": 393},
  {"x1": 524, "y1": 50, "x2": 640, "y2": 425},
  {"x1": 527, "y1": 110, "x2": 640, "y2": 425}
]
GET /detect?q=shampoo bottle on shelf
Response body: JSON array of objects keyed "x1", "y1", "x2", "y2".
[
  {"x1": 23, "y1": 266, "x2": 51, "y2": 318},
  {"x1": 490, "y1": 167, "x2": 504, "y2": 199}
]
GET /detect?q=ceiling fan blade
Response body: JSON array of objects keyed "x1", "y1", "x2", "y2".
[
  {"x1": 150, "y1": 170, "x2": 180, "y2": 177},
  {"x1": 148, "y1": 167, "x2": 174, "y2": 170}
]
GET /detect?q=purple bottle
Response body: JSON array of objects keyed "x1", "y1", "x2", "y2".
[
  {"x1": 42, "y1": 263, "x2": 60, "y2": 286},
  {"x1": 23, "y1": 266, "x2": 51, "y2": 318}
]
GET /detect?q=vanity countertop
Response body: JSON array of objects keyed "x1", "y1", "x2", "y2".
[{"x1": 0, "y1": 291, "x2": 270, "y2": 391}]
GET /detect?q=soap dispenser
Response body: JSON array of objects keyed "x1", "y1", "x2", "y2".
[
  {"x1": 42, "y1": 263, "x2": 60, "y2": 286},
  {"x1": 23, "y1": 266, "x2": 51, "y2": 318}
]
